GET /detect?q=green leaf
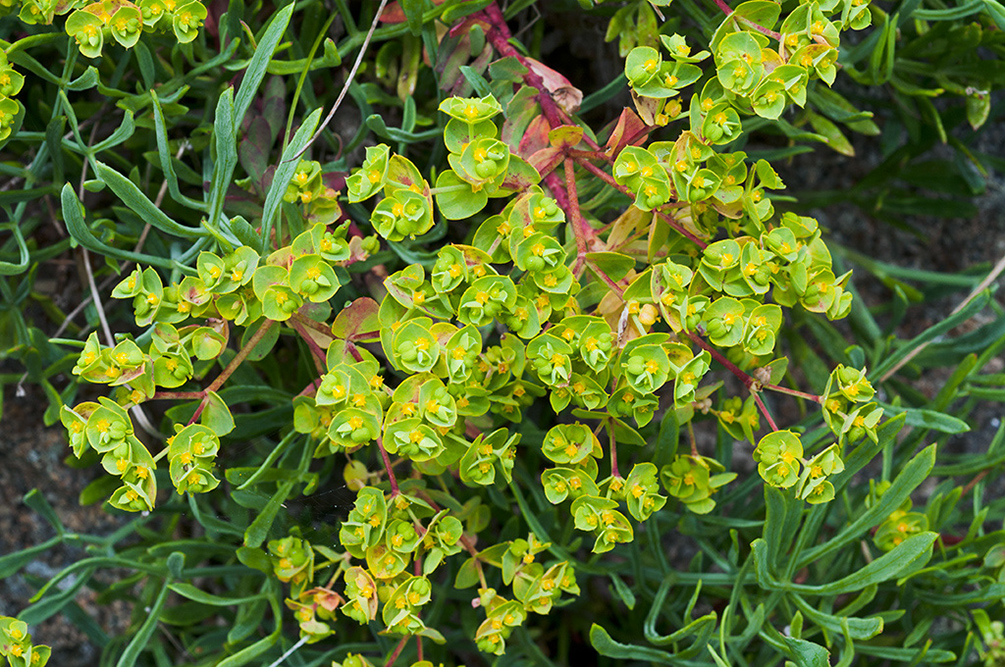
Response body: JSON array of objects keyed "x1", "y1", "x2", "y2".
[
  {"x1": 590, "y1": 623, "x2": 676, "y2": 664},
  {"x1": 871, "y1": 291, "x2": 991, "y2": 379},
  {"x1": 23, "y1": 489, "x2": 64, "y2": 534},
  {"x1": 609, "y1": 573, "x2": 636, "y2": 610},
  {"x1": 799, "y1": 445, "x2": 935, "y2": 567},
  {"x1": 233, "y1": 2, "x2": 294, "y2": 125},
  {"x1": 95, "y1": 161, "x2": 208, "y2": 238},
  {"x1": 586, "y1": 251, "x2": 635, "y2": 283},
  {"x1": 261, "y1": 108, "x2": 323, "y2": 243},
  {"x1": 168, "y1": 582, "x2": 266, "y2": 606},
  {"x1": 874, "y1": 403, "x2": 970, "y2": 434},
  {"x1": 114, "y1": 577, "x2": 171, "y2": 667}
]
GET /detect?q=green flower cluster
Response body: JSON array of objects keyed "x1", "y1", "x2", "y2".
[
  {"x1": 0, "y1": 52, "x2": 23, "y2": 142},
  {"x1": 62, "y1": 61, "x2": 886, "y2": 655},
  {"x1": 1, "y1": 617, "x2": 50, "y2": 667},
  {"x1": 8, "y1": 0, "x2": 206, "y2": 58},
  {"x1": 866, "y1": 480, "x2": 930, "y2": 551}
]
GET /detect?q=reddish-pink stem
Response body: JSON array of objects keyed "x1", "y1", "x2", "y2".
[
  {"x1": 188, "y1": 319, "x2": 277, "y2": 424},
  {"x1": 752, "y1": 392, "x2": 779, "y2": 431},
  {"x1": 384, "y1": 636, "x2": 409, "y2": 667},
  {"x1": 290, "y1": 319, "x2": 328, "y2": 376},
  {"x1": 764, "y1": 383, "x2": 822, "y2": 404},
  {"x1": 683, "y1": 329, "x2": 754, "y2": 390},
  {"x1": 575, "y1": 157, "x2": 709, "y2": 250},
  {"x1": 376, "y1": 437, "x2": 400, "y2": 497},
  {"x1": 587, "y1": 261, "x2": 625, "y2": 297},
  {"x1": 564, "y1": 159, "x2": 592, "y2": 275},
  {"x1": 152, "y1": 391, "x2": 204, "y2": 400}
]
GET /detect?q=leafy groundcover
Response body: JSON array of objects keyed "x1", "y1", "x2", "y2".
[{"x1": 2, "y1": 0, "x2": 1005, "y2": 666}]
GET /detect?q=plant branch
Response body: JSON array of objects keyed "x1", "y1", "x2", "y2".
[
  {"x1": 290, "y1": 318, "x2": 329, "y2": 375},
  {"x1": 376, "y1": 437, "x2": 400, "y2": 497},
  {"x1": 763, "y1": 383, "x2": 822, "y2": 404},
  {"x1": 574, "y1": 156, "x2": 709, "y2": 250},
  {"x1": 683, "y1": 330, "x2": 754, "y2": 390},
  {"x1": 752, "y1": 391, "x2": 779, "y2": 432},
  {"x1": 564, "y1": 159, "x2": 593, "y2": 275},
  {"x1": 189, "y1": 320, "x2": 277, "y2": 424}
]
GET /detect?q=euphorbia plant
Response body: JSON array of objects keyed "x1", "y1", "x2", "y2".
[{"x1": 42, "y1": 0, "x2": 989, "y2": 663}]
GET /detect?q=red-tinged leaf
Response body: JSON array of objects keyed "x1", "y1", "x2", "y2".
[
  {"x1": 525, "y1": 57, "x2": 583, "y2": 114},
  {"x1": 517, "y1": 115, "x2": 552, "y2": 160},
  {"x1": 379, "y1": 0, "x2": 449, "y2": 24},
  {"x1": 527, "y1": 146, "x2": 564, "y2": 178},
  {"x1": 630, "y1": 89, "x2": 660, "y2": 126},
  {"x1": 332, "y1": 297, "x2": 381, "y2": 342},
  {"x1": 499, "y1": 155, "x2": 541, "y2": 192},
  {"x1": 501, "y1": 86, "x2": 540, "y2": 151},
  {"x1": 548, "y1": 125, "x2": 584, "y2": 150},
  {"x1": 604, "y1": 107, "x2": 649, "y2": 157}
]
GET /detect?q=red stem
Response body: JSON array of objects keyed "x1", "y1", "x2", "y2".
[
  {"x1": 564, "y1": 159, "x2": 592, "y2": 275},
  {"x1": 763, "y1": 383, "x2": 822, "y2": 404},
  {"x1": 384, "y1": 636, "x2": 409, "y2": 667},
  {"x1": 586, "y1": 260, "x2": 625, "y2": 297},
  {"x1": 575, "y1": 157, "x2": 709, "y2": 250},
  {"x1": 188, "y1": 319, "x2": 277, "y2": 424},
  {"x1": 152, "y1": 391, "x2": 204, "y2": 400},
  {"x1": 290, "y1": 319, "x2": 328, "y2": 376},
  {"x1": 683, "y1": 329, "x2": 754, "y2": 390},
  {"x1": 376, "y1": 437, "x2": 400, "y2": 497},
  {"x1": 752, "y1": 391, "x2": 779, "y2": 432}
]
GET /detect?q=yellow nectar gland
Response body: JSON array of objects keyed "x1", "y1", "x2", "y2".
[
  {"x1": 473, "y1": 147, "x2": 487, "y2": 162},
  {"x1": 448, "y1": 263, "x2": 463, "y2": 278},
  {"x1": 474, "y1": 291, "x2": 490, "y2": 305},
  {"x1": 463, "y1": 104, "x2": 479, "y2": 119},
  {"x1": 665, "y1": 74, "x2": 678, "y2": 87},
  {"x1": 136, "y1": 466, "x2": 149, "y2": 479},
  {"x1": 125, "y1": 489, "x2": 139, "y2": 501},
  {"x1": 452, "y1": 346, "x2": 467, "y2": 360},
  {"x1": 178, "y1": 451, "x2": 193, "y2": 465},
  {"x1": 116, "y1": 458, "x2": 129, "y2": 472},
  {"x1": 412, "y1": 290, "x2": 425, "y2": 305},
  {"x1": 352, "y1": 393, "x2": 367, "y2": 407},
  {"x1": 531, "y1": 242, "x2": 546, "y2": 257},
  {"x1": 701, "y1": 98, "x2": 714, "y2": 112},
  {"x1": 683, "y1": 473, "x2": 695, "y2": 486},
  {"x1": 414, "y1": 337, "x2": 430, "y2": 351},
  {"x1": 643, "y1": 58, "x2": 658, "y2": 71},
  {"x1": 367, "y1": 168, "x2": 382, "y2": 183},
  {"x1": 543, "y1": 274, "x2": 558, "y2": 287},
  {"x1": 715, "y1": 111, "x2": 729, "y2": 125},
  {"x1": 348, "y1": 416, "x2": 363, "y2": 429},
  {"x1": 800, "y1": 54, "x2": 814, "y2": 67},
  {"x1": 187, "y1": 471, "x2": 200, "y2": 485},
  {"x1": 631, "y1": 485, "x2": 644, "y2": 498},
  {"x1": 675, "y1": 160, "x2": 688, "y2": 173},
  {"x1": 550, "y1": 353, "x2": 566, "y2": 367},
  {"x1": 409, "y1": 429, "x2": 425, "y2": 444},
  {"x1": 645, "y1": 359, "x2": 660, "y2": 374},
  {"x1": 781, "y1": 450, "x2": 796, "y2": 464}
]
